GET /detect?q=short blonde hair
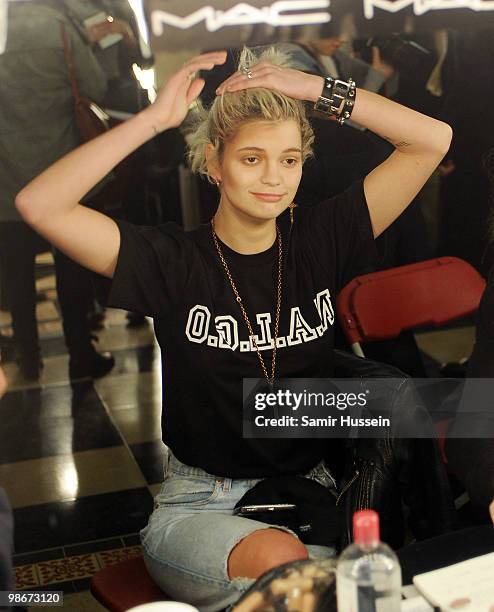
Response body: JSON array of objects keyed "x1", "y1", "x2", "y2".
[{"x1": 187, "y1": 46, "x2": 314, "y2": 182}]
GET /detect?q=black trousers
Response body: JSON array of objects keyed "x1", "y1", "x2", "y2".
[
  {"x1": 0, "y1": 221, "x2": 94, "y2": 359},
  {"x1": 0, "y1": 222, "x2": 41, "y2": 356}
]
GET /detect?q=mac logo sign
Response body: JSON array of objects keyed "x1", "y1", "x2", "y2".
[
  {"x1": 151, "y1": 0, "x2": 331, "y2": 35},
  {"x1": 363, "y1": 0, "x2": 494, "y2": 19}
]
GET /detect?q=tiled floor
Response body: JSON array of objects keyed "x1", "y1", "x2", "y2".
[
  {"x1": 1, "y1": 254, "x2": 166, "y2": 608},
  {"x1": 0, "y1": 254, "x2": 476, "y2": 610}
]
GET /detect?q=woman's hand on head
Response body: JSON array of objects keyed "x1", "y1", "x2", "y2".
[
  {"x1": 143, "y1": 51, "x2": 227, "y2": 132},
  {"x1": 490, "y1": 499, "x2": 494, "y2": 523},
  {"x1": 215, "y1": 62, "x2": 323, "y2": 103}
]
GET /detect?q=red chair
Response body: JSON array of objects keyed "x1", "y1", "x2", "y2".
[
  {"x1": 91, "y1": 554, "x2": 170, "y2": 611},
  {"x1": 337, "y1": 257, "x2": 485, "y2": 358},
  {"x1": 336, "y1": 256, "x2": 486, "y2": 464}
]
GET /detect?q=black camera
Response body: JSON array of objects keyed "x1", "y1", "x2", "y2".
[{"x1": 355, "y1": 33, "x2": 431, "y2": 72}]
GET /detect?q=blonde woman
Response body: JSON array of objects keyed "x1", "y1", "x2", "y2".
[{"x1": 16, "y1": 47, "x2": 451, "y2": 610}]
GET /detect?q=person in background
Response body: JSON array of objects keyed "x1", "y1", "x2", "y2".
[
  {"x1": 62, "y1": 0, "x2": 148, "y2": 113},
  {"x1": 281, "y1": 36, "x2": 394, "y2": 97},
  {"x1": 0, "y1": 0, "x2": 114, "y2": 380},
  {"x1": 61, "y1": 0, "x2": 155, "y2": 328},
  {"x1": 445, "y1": 151, "x2": 494, "y2": 524},
  {"x1": 438, "y1": 29, "x2": 494, "y2": 270},
  {"x1": 445, "y1": 262, "x2": 494, "y2": 524}
]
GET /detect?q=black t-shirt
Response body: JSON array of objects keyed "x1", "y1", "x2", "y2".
[{"x1": 101, "y1": 180, "x2": 377, "y2": 477}]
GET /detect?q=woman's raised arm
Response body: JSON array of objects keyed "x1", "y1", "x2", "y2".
[
  {"x1": 16, "y1": 51, "x2": 227, "y2": 278},
  {"x1": 349, "y1": 87, "x2": 452, "y2": 237},
  {"x1": 217, "y1": 62, "x2": 452, "y2": 237}
]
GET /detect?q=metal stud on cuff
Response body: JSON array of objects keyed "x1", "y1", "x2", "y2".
[{"x1": 314, "y1": 76, "x2": 357, "y2": 125}]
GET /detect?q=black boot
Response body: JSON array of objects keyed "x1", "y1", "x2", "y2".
[
  {"x1": 17, "y1": 351, "x2": 43, "y2": 381},
  {"x1": 54, "y1": 250, "x2": 114, "y2": 382},
  {"x1": 88, "y1": 301, "x2": 106, "y2": 331},
  {"x1": 69, "y1": 345, "x2": 115, "y2": 381}
]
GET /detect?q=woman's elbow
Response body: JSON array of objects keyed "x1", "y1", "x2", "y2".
[
  {"x1": 15, "y1": 189, "x2": 39, "y2": 226},
  {"x1": 435, "y1": 121, "x2": 453, "y2": 156}
]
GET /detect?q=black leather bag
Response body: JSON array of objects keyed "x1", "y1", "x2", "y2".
[
  {"x1": 60, "y1": 23, "x2": 110, "y2": 143},
  {"x1": 233, "y1": 475, "x2": 343, "y2": 547}
]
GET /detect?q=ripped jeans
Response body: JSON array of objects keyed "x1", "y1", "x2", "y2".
[{"x1": 140, "y1": 450, "x2": 336, "y2": 612}]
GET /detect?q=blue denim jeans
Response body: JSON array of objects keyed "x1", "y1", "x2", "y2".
[{"x1": 140, "y1": 450, "x2": 336, "y2": 612}]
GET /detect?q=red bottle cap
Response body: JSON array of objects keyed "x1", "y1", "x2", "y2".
[{"x1": 353, "y1": 510, "x2": 380, "y2": 546}]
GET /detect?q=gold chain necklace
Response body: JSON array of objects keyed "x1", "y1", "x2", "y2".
[{"x1": 211, "y1": 219, "x2": 283, "y2": 387}]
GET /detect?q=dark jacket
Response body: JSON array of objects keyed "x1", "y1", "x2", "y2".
[
  {"x1": 445, "y1": 268, "x2": 494, "y2": 511},
  {"x1": 333, "y1": 350, "x2": 458, "y2": 549}
]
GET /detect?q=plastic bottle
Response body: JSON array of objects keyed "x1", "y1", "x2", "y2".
[{"x1": 336, "y1": 510, "x2": 402, "y2": 612}]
